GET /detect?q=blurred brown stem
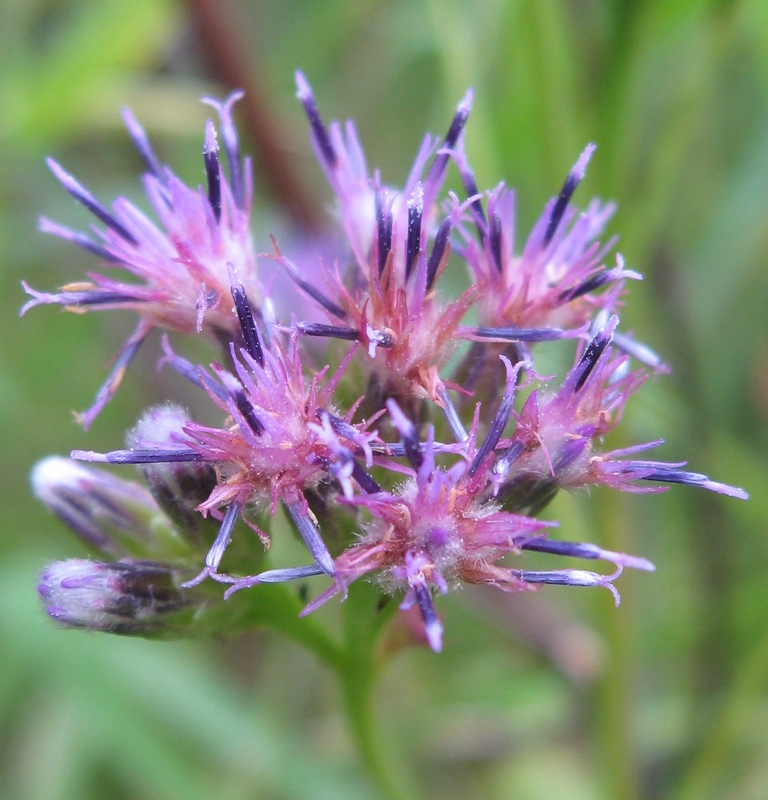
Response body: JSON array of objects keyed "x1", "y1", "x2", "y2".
[{"x1": 186, "y1": 0, "x2": 324, "y2": 232}]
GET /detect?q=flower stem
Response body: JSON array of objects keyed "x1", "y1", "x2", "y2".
[
  {"x1": 591, "y1": 490, "x2": 639, "y2": 800},
  {"x1": 338, "y1": 581, "x2": 416, "y2": 800},
  {"x1": 224, "y1": 582, "x2": 343, "y2": 670}
]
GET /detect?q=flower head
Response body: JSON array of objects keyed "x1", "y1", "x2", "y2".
[
  {"x1": 293, "y1": 387, "x2": 655, "y2": 652},
  {"x1": 22, "y1": 92, "x2": 258, "y2": 427},
  {"x1": 30, "y1": 76, "x2": 748, "y2": 653}
]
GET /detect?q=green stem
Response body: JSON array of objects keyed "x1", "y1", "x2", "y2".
[
  {"x1": 592, "y1": 491, "x2": 639, "y2": 800},
  {"x1": 218, "y1": 582, "x2": 343, "y2": 670},
  {"x1": 338, "y1": 582, "x2": 416, "y2": 800}
]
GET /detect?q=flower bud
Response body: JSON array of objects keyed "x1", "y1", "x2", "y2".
[
  {"x1": 38, "y1": 559, "x2": 203, "y2": 638},
  {"x1": 32, "y1": 456, "x2": 187, "y2": 559},
  {"x1": 127, "y1": 405, "x2": 218, "y2": 545}
]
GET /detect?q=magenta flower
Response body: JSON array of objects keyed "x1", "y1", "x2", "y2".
[
  {"x1": 454, "y1": 143, "x2": 637, "y2": 334},
  {"x1": 289, "y1": 74, "x2": 593, "y2": 409},
  {"x1": 22, "y1": 92, "x2": 258, "y2": 427},
  {"x1": 73, "y1": 274, "x2": 380, "y2": 588},
  {"x1": 29, "y1": 76, "x2": 748, "y2": 654}
]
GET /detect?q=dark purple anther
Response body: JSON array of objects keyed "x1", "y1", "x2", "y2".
[
  {"x1": 295, "y1": 71, "x2": 337, "y2": 169},
  {"x1": 279, "y1": 255, "x2": 348, "y2": 319},
  {"x1": 405, "y1": 184, "x2": 423, "y2": 280},
  {"x1": 543, "y1": 144, "x2": 595, "y2": 246},
  {"x1": 413, "y1": 583, "x2": 443, "y2": 652},
  {"x1": 512, "y1": 567, "x2": 621, "y2": 606},
  {"x1": 436, "y1": 385, "x2": 468, "y2": 442},
  {"x1": 376, "y1": 189, "x2": 393, "y2": 276},
  {"x1": 559, "y1": 271, "x2": 613, "y2": 302},
  {"x1": 296, "y1": 322, "x2": 359, "y2": 341},
  {"x1": 231, "y1": 384, "x2": 264, "y2": 436},
  {"x1": 426, "y1": 89, "x2": 474, "y2": 188},
  {"x1": 461, "y1": 325, "x2": 580, "y2": 342},
  {"x1": 467, "y1": 360, "x2": 519, "y2": 478},
  {"x1": 571, "y1": 316, "x2": 615, "y2": 393},
  {"x1": 208, "y1": 502, "x2": 240, "y2": 570},
  {"x1": 286, "y1": 501, "x2": 335, "y2": 576},
  {"x1": 457, "y1": 158, "x2": 487, "y2": 241},
  {"x1": 38, "y1": 218, "x2": 123, "y2": 263},
  {"x1": 77, "y1": 318, "x2": 152, "y2": 430},
  {"x1": 203, "y1": 91, "x2": 246, "y2": 209},
  {"x1": 623, "y1": 464, "x2": 748, "y2": 498},
  {"x1": 20, "y1": 282, "x2": 143, "y2": 311},
  {"x1": 426, "y1": 217, "x2": 452, "y2": 291},
  {"x1": 160, "y1": 337, "x2": 229, "y2": 401},
  {"x1": 351, "y1": 461, "x2": 382, "y2": 494},
  {"x1": 489, "y1": 210, "x2": 503, "y2": 273},
  {"x1": 72, "y1": 448, "x2": 204, "y2": 464},
  {"x1": 47, "y1": 158, "x2": 138, "y2": 245},
  {"x1": 121, "y1": 108, "x2": 165, "y2": 180},
  {"x1": 228, "y1": 263, "x2": 264, "y2": 366},
  {"x1": 519, "y1": 538, "x2": 655, "y2": 571},
  {"x1": 203, "y1": 120, "x2": 222, "y2": 223},
  {"x1": 386, "y1": 400, "x2": 423, "y2": 470},
  {"x1": 250, "y1": 565, "x2": 325, "y2": 583}
]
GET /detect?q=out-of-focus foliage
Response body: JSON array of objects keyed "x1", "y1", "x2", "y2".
[{"x1": 2, "y1": 1, "x2": 766, "y2": 798}]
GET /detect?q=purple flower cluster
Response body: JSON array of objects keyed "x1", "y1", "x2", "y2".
[{"x1": 28, "y1": 74, "x2": 746, "y2": 651}]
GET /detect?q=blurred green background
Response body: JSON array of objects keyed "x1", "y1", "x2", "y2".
[{"x1": 1, "y1": 0, "x2": 767, "y2": 798}]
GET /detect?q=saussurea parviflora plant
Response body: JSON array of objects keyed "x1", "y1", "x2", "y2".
[{"x1": 26, "y1": 75, "x2": 746, "y2": 660}]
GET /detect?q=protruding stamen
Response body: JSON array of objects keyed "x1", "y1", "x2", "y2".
[
  {"x1": 295, "y1": 71, "x2": 337, "y2": 168},
  {"x1": 219, "y1": 371, "x2": 264, "y2": 436},
  {"x1": 286, "y1": 501, "x2": 335, "y2": 577},
  {"x1": 39, "y1": 217, "x2": 123, "y2": 263},
  {"x1": 296, "y1": 322, "x2": 359, "y2": 341},
  {"x1": 76, "y1": 318, "x2": 151, "y2": 430},
  {"x1": 413, "y1": 583, "x2": 443, "y2": 652},
  {"x1": 203, "y1": 120, "x2": 221, "y2": 223},
  {"x1": 224, "y1": 564, "x2": 326, "y2": 599},
  {"x1": 183, "y1": 501, "x2": 242, "y2": 587},
  {"x1": 468, "y1": 357, "x2": 523, "y2": 478},
  {"x1": 426, "y1": 217, "x2": 452, "y2": 291},
  {"x1": 351, "y1": 461, "x2": 382, "y2": 494},
  {"x1": 405, "y1": 184, "x2": 423, "y2": 280},
  {"x1": 19, "y1": 282, "x2": 143, "y2": 314},
  {"x1": 386, "y1": 399, "x2": 423, "y2": 470},
  {"x1": 47, "y1": 158, "x2": 138, "y2": 245},
  {"x1": 426, "y1": 89, "x2": 474, "y2": 187},
  {"x1": 512, "y1": 567, "x2": 622, "y2": 606},
  {"x1": 625, "y1": 464, "x2": 749, "y2": 499},
  {"x1": 72, "y1": 448, "x2": 204, "y2": 464},
  {"x1": 457, "y1": 325, "x2": 584, "y2": 343},
  {"x1": 613, "y1": 331, "x2": 667, "y2": 371},
  {"x1": 376, "y1": 189, "x2": 393, "y2": 277},
  {"x1": 202, "y1": 90, "x2": 246, "y2": 208},
  {"x1": 519, "y1": 537, "x2": 656, "y2": 571},
  {"x1": 436, "y1": 384, "x2": 468, "y2": 443},
  {"x1": 121, "y1": 107, "x2": 164, "y2": 179},
  {"x1": 159, "y1": 336, "x2": 228, "y2": 401},
  {"x1": 568, "y1": 315, "x2": 617, "y2": 393},
  {"x1": 489, "y1": 210, "x2": 503, "y2": 273},
  {"x1": 228, "y1": 263, "x2": 264, "y2": 366},
  {"x1": 559, "y1": 256, "x2": 642, "y2": 304},
  {"x1": 456, "y1": 155, "x2": 487, "y2": 240},
  {"x1": 544, "y1": 143, "x2": 596, "y2": 246},
  {"x1": 273, "y1": 243, "x2": 348, "y2": 319}
]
